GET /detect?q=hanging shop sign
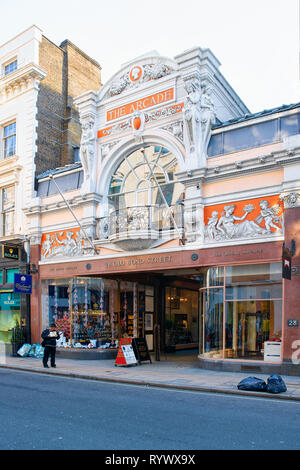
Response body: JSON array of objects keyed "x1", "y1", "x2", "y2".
[
  {"x1": 282, "y1": 243, "x2": 292, "y2": 280},
  {"x1": 132, "y1": 337, "x2": 152, "y2": 364},
  {"x1": 13, "y1": 273, "x2": 32, "y2": 294},
  {"x1": 2, "y1": 244, "x2": 19, "y2": 260},
  {"x1": 115, "y1": 338, "x2": 137, "y2": 367}
]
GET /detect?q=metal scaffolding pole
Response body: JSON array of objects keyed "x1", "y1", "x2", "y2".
[{"x1": 49, "y1": 174, "x2": 98, "y2": 255}]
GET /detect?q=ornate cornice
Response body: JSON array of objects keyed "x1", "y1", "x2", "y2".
[{"x1": 0, "y1": 62, "x2": 47, "y2": 102}]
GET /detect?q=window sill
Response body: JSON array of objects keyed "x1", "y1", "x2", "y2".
[{"x1": 0, "y1": 155, "x2": 21, "y2": 176}]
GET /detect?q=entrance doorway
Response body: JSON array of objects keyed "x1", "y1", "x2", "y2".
[{"x1": 164, "y1": 287, "x2": 199, "y2": 351}]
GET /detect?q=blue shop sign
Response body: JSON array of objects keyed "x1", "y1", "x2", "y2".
[{"x1": 14, "y1": 274, "x2": 32, "y2": 294}]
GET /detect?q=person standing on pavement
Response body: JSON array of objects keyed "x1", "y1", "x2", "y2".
[{"x1": 41, "y1": 323, "x2": 60, "y2": 368}]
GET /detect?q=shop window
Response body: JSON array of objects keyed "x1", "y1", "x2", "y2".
[
  {"x1": 6, "y1": 269, "x2": 19, "y2": 283},
  {"x1": 225, "y1": 300, "x2": 282, "y2": 359},
  {"x1": 198, "y1": 267, "x2": 224, "y2": 288},
  {"x1": 41, "y1": 278, "x2": 157, "y2": 351},
  {"x1": 42, "y1": 278, "x2": 125, "y2": 349},
  {"x1": 0, "y1": 270, "x2": 3, "y2": 284},
  {"x1": 3, "y1": 122, "x2": 16, "y2": 159},
  {"x1": 0, "y1": 292, "x2": 20, "y2": 343},
  {"x1": 199, "y1": 263, "x2": 283, "y2": 361},
  {"x1": 1, "y1": 186, "x2": 15, "y2": 236},
  {"x1": 200, "y1": 288, "x2": 223, "y2": 358}
]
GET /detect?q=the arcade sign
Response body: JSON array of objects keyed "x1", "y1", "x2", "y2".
[{"x1": 106, "y1": 88, "x2": 174, "y2": 122}]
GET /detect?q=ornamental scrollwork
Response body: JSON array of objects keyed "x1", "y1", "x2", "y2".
[{"x1": 108, "y1": 62, "x2": 172, "y2": 97}]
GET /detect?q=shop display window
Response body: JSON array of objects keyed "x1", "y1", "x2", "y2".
[
  {"x1": 41, "y1": 278, "x2": 154, "y2": 350},
  {"x1": 0, "y1": 292, "x2": 20, "y2": 343},
  {"x1": 6, "y1": 269, "x2": 19, "y2": 283},
  {"x1": 42, "y1": 278, "x2": 118, "y2": 349},
  {"x1": 199, "y1": 263, "x2": 283, "y2": 361}
]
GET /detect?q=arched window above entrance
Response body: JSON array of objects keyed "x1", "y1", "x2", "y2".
[{"x1": 108, "y1": 145, "x2": 183, "y2": 211}]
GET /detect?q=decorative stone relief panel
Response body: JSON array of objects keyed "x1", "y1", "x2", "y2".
[
  {"x1": 108, "y1": 62, "x2": 173, "y2": 97},
  {"x1": 203, "y1": 196, "x2": 284, "y2": 243},
  {"x1": 97, "y1": 103, "x2": 184, "y2": 142},
  {"x1": 41, "y1": 228, "x2": 95, "y2": 259}
]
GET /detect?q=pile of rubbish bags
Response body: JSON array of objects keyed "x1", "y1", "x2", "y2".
[
  {"x1": 237, "y1": 375, "x2": 287, "y2": 394},
  {"x1": 17, "y1": 343, "x2": 44, "y2": 359}
]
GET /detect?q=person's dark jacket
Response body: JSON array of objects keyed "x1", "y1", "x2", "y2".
[{"x1": 41, "y1": 329, "x2": 60, "y2": 347}]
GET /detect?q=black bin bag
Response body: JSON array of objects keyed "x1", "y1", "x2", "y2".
[
  {"x1": 237, "y1": 376, "x2": 267, "y2": 392},
  {"x1": 266, "y1": 375, "x2": 287, "y2": 394}
]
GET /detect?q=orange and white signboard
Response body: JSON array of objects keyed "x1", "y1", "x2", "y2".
[
  {"x1": 115, "y1": 338, "x2": 137, "y2": 366},
  {"x1": 106, "y1": 88, "x2": 174, "y2": 122},
  {"x1": 98, "y1": 102, "x2": 184, "y2": 139}
]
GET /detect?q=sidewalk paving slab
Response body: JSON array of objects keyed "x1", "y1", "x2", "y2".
[{"x1": 1, "y1": 355, "x2": 300, "y2": 401}]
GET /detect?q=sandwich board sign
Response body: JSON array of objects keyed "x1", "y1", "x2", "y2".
[
  {"x1": 132, "y1": 337, "x2": 152, "y2": 364},
  {"x1": 115, "y1": 338, "x2": 137, "y2": 367}
]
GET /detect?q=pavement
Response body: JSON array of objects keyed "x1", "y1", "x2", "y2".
[{"x1": 1, "y1": 349, "x2": 300, "y2": 401}]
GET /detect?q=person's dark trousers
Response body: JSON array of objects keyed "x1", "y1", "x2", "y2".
[{"x1": 43, "y1": 346, "x2": 56, "y2": 367}]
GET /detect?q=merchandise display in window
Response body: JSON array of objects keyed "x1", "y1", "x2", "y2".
[{"x1": 41, "y1": 278, "x2": 155, "y2": 351}]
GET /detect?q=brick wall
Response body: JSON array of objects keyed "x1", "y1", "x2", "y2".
[{"x1": 35, "y1": 36, "x2": 101, "y2": 175}]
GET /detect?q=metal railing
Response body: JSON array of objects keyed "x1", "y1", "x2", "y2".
[{"x1": 97, "y1": 204, "x2": 184, "y2": 242}]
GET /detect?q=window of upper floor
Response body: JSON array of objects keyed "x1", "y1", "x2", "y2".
[
  {"x1": 208, "y1": 112, "x2": 300, "y2": 157},
  {"x1": 3, "y1": 58, "x2": 18, "y2": 77},
  {"x1": 2, "y1": 121, "x2": 16, "y2": 159},
  {"x1": 0, "y1": 186, "x2": 15, "y2": 237},
  {"x1": 108, "y1": 145, "x2": 184, "y2": 212},
  {"x1": 73, "y1": 147, "x2": 80, "y2": 163}
]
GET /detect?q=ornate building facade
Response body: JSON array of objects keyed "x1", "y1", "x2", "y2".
[{"x1": 27, "y1": 47, "x2": 300, "y2": 373}]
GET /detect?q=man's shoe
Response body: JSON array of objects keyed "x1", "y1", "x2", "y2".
[
  {"x1": 51, "y1": 365, "x2": 56, "y2": 368},
  {"x1": 44, "y1": 365, "x2": 49, "y2": 368}
]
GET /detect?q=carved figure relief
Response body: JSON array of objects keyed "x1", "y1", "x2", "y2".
[
  {"x1": 183, "y1": 79, "x2": 216, "y2": 168},
  {"x1": 200, "y1": 84, "x2": 216, "y2": 160},
  {"x1": 80, "y1": 118, "x2": 96, "y2": 193},
  {"x1": 203, "y1": 197, "x2": 283, "y2": 243},
  {"x1": 183, "y1": 79, "x2": 201, "y2": 156}
]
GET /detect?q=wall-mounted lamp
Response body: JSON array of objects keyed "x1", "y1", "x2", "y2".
[{"x1": 29, "y1": 264, "x2": 38, "y2": 274}]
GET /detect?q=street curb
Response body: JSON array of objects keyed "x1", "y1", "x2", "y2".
[{"x1": 1, "y1": 364, "x2": 299, "y2": 402}]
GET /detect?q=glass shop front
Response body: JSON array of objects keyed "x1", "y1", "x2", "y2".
[
  {"x1": 41, "y1": 262, "x2": 282, "y2": 361},
  {"x1": 198, "y1": 262, "x2": 283, "y2": 361},
  {"x1": 41, "y1": 276, "x2": 200, "y2": 352}
]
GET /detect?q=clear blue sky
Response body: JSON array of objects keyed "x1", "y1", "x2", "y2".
[{"x1": 0, "y1": 0, "x2": 299, "y2": 113}]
